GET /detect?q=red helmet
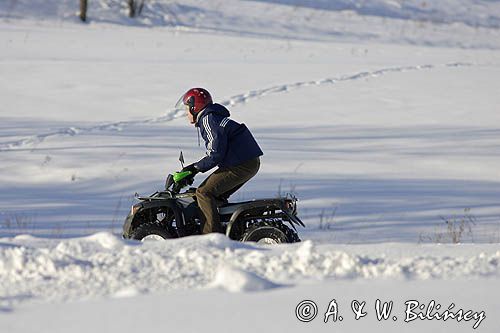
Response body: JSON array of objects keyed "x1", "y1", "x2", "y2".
[{"x1": 175, "y1": 88, "x2": 213, "y2": 116}]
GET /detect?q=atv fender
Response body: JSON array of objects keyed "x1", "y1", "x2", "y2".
[
  {"x1": 225, "y1": 199, "x2": 302, "y2": 239},
  {"x1": 126, "y1": 199, "x2": 187, "y2": 238}
]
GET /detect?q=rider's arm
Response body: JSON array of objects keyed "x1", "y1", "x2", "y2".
[{"x1": 194, "y1": 114, "x2": 228, "y2": 172}]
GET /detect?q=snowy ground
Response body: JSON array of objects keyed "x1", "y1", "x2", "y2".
[
  {"x1": 1, "y1": 22, "x2": 499, "y2": 242},
  {"x1": 1, "y1": 233, "x2": 500, "y2": 332},
  {"x1": 1, "y1": 0, "x2": 500, "y2": 332}
]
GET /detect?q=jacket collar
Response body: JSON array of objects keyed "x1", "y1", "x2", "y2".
[{"x1": 194, "y1": 107, "x2": 209, "y2": 127}]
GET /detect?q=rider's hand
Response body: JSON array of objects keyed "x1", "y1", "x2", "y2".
[{"x1": 182, "y1": 163, "x2": 199, "y2": 176}]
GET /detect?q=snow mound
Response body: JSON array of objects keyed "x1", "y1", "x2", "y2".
[
  {"x1": 210, "y1": 264, "x2": 282, "y2": 292},
  {"x1": 84, "y1": 231, "x2": 124, "y2": 249},
  {"x1": 111, "y1": 286, "x2": 141, "y2": 299},
  {"x1": 1, "y1": 234, "x2": 500, "y2": 309}
]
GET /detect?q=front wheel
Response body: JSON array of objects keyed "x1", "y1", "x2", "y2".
[
  {"x1": 240, "y1": 221, "x2": 300, "y2": 244},
  {"x1": 130, "y1": 222, "x2": 173, "y2": 242}
]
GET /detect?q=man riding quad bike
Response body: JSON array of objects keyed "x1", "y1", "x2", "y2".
[
  {"x1": 122, "y1": 156, "x2": 304, "y2": 243},
  {"x1": 122, "y1": 88, "x2": 304, "y2": 243}
]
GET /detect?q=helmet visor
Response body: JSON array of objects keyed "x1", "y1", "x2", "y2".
[{"x1": 174, "y1": 94, "x2": 187, "y2": 113}]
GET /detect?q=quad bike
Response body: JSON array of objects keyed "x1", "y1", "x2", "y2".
[{"x1": 122, "y1": 152, "x2": 304, "y2": 244}]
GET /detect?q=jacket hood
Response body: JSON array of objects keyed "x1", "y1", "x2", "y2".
[{"x1": 196, "y1": 103, "x2": 230, "y2": 125}]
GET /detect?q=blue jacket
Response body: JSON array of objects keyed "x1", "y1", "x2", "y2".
[{"x1": 194, "y1": 103, "x2": 263, "y2": 172}]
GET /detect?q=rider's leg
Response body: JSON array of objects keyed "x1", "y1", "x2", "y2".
[
  {"x1": 219, "y1": 182, "x2": 244, "y2": 202},
  {"x1": 196, "y1": 157, "x2": 260, "y2": 234}
]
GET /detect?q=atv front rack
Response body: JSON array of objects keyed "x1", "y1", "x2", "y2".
[{"x1": 137, "y1": 189, "x2": 197, "y2": 201}]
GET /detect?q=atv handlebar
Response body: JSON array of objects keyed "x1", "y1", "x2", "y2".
[
  {"x1": 166, "y1": 171, "x2": 195, "y2": 193},
  {"x1": 173, "y1": 171, "x2": 193, "y2": 183}
]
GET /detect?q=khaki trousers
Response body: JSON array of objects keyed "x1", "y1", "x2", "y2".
[{"x1": 196, "y1": 157, "x2": 260, "y2": 234}]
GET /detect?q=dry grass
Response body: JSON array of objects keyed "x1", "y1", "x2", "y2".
[
  {"x1": 419, "y1": 208, "x2": 477, "y2": 244},
  {"x1": 318, "y1": 206, "x2": 337, "y2": 230}
]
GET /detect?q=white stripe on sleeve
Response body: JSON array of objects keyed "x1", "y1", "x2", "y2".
[{"x1": 203, "y1": 117, "x2": 214, "y2": 154}]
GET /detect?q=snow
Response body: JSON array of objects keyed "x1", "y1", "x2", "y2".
[
  {"x1": 2, "y1": 0, "x2": 500, "y2": 48},
  {"x1": 1, "y1": 233, "x2": 499, "y2": 309},
  {"x1": 1, "y1": 0, "x2": 500, "y2": 331},
  {"x1": 209, "y1": 263, "x2": 283, "y2": 292},
  {"x1": 1, "y1": 233, "x2": 499, "y2": 331},
  {"x1": 2, "y1": 280, "x2": 499, "y2": 332}
]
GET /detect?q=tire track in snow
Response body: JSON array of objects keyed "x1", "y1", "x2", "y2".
[{"x1": 0, "y1": 62, "x2": 472, "y2": 152}]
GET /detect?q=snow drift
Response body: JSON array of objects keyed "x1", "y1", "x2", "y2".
[{"x1": 1, "y1": 233, "x2": 499, "y2": 311}]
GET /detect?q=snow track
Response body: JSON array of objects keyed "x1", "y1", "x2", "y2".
[
  {"x1": 0, "y1": 62, "x2": 472, "y2": 152},
  {"x1": 1, "y1": 233, "x2": 499, "y2": 310}
]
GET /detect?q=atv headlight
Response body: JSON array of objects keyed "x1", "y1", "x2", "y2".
[{"x1": 130, "y1": 204, "x2": 142, "y2": 215}]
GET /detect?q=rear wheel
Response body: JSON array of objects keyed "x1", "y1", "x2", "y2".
[
  {"x1": 240, "y1": 220, "x2": 300, "y2": 244},
  {"x1": 130, "y1": 222, "x2": 173, "y2": 242}
]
